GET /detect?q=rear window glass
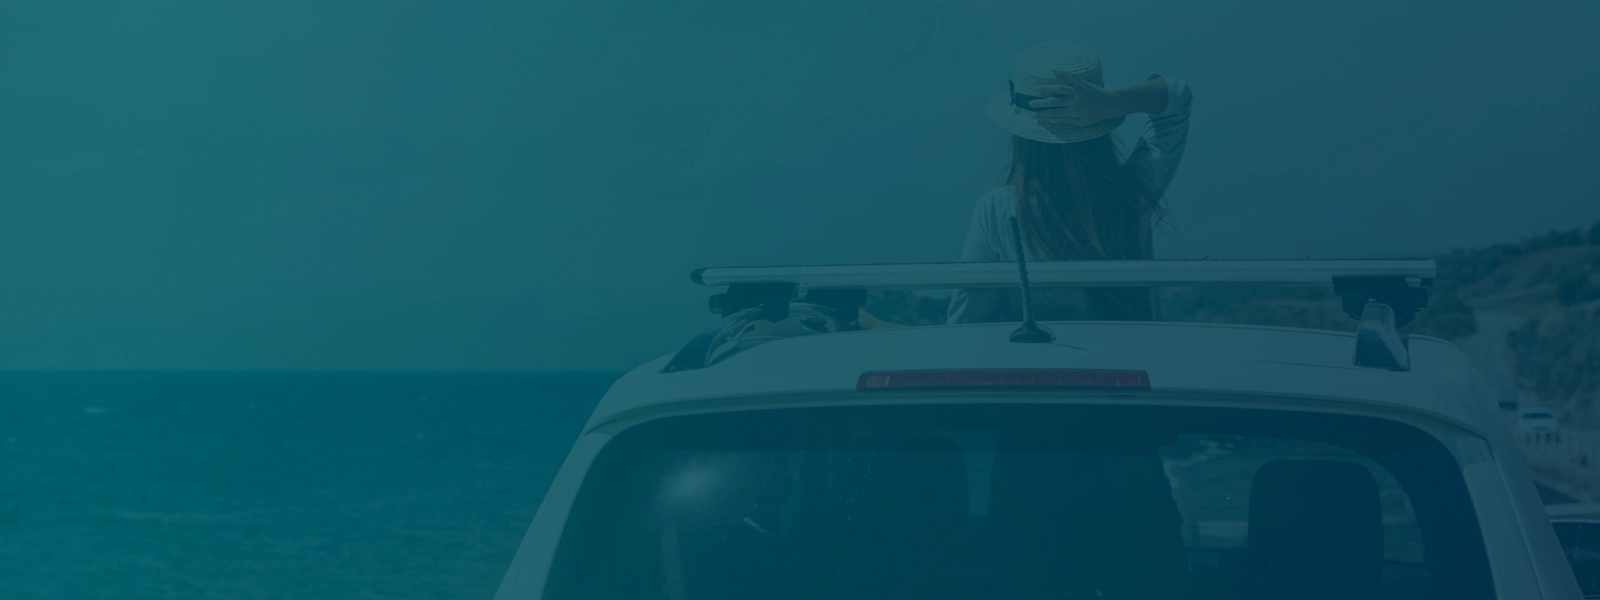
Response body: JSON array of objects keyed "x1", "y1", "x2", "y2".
[
  {"x1": 544, "y1": 404, "x2": 1491, "y2": 600},
  {"x1": 1554, "y1": 522, "x2": 1600, "y2": 596}
]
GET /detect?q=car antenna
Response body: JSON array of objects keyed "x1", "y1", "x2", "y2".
[{"x1": 1009, "y1": 216, "x2": 1055, "y2": 343}]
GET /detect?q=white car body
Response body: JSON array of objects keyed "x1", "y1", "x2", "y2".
[
  {"x1": 494, "y1": 320, "x2": 1583, "y2": 599},
  {"x1": 1520, "y1": 408, "x2": 1564, "y2": 442}
]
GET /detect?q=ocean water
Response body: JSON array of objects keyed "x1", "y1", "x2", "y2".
[{"x1": 0, "y1": 371, "x2": 615, "y2": 599}]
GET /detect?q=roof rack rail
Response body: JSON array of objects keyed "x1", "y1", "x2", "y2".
[
  {"x1": 665, "y1": 259, "x2": 1434, "y2": 373},
  {"x1": 692, "y1": 259, "x2": 1434, "y2": 290}
]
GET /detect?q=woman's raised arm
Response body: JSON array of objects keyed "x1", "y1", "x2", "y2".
[{"x1": 1028, "y1": 72, "x2": 1170, "y2": 127}]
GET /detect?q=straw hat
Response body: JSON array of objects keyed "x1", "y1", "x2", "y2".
[{"x1": 987, "y1": 41, "x2": 1125, "y2": 144}]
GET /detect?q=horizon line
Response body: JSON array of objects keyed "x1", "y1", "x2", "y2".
[{"x1": 0, "y1": 368, "x2": 628, "y2": 374}]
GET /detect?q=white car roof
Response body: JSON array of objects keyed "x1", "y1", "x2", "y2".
[{"x1": 589, "y1": 321, "x2": 1494, "y2": 434}]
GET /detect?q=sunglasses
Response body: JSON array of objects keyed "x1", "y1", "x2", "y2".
[{"x1": 1009, "y1": 80, "x2": 1051, "y2": 112}]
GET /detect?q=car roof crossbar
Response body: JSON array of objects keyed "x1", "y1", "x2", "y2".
[{"x1": 668, "y1": 259, "x2": 1434, "y2": 373}]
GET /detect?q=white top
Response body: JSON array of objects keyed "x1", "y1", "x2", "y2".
[{"x1": 949, "y1": 76, "x2": 1193, "y2": 323}]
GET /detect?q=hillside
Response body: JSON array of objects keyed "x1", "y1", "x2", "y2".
[
  {"x1": 1458, "y1": 226, "x2": 1600, "y2": 423},
  {"x1": 868, "y1": 220, "x2": 1600, "y2": 421}
]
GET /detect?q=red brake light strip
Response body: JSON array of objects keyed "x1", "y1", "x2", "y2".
[{"x1": 856, "y1": 368, "x2": 1150, "y2": 392}]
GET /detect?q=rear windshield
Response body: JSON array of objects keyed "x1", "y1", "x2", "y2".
[
  {"x1": 545, "y1": 404, "x2": 1491, "y2": 600},
  {"x1": 1554, "y1": 521, "x2": 1600, "y2": 596}
]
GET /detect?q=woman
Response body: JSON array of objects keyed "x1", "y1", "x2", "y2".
[{"x1": 947, "y1": 41, "x2": 1191, "y2": 323}]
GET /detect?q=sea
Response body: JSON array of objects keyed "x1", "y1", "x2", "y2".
[{"x1": 0, "y1": 371, "x2": 617, "y2": 599}]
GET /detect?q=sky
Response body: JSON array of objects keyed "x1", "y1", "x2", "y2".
[{"x1": 1, "y1": 0, "x2": 1597, "y2": 371}]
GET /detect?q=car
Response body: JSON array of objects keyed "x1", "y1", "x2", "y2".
[
  {"x1": 1520, "y1": 408, "x2": 1564, "y2": 443},
  {"x1": 494, "y1": 260, "x2": 1583, "y2": 600}
]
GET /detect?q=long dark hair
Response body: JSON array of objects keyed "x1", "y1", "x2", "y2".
[{"x1": 1007, "y1": 134, "x2": 1163, "y2": 320}]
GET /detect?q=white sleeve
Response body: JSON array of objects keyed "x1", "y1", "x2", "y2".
[
  {"x1": 1125, "y1": 75, "x2": 1192, "y2": 201},
  {"x1": 947, "y1": 192, "x2": 1008, "y2": 324}
]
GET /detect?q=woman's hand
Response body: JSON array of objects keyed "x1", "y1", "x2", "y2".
[
  {"x1": 1030, "y1": 72, "x2": 1171, "y2": 128},
  {"x1": 1028, "y1": 69, "x2": 1127, "y2": 128}
]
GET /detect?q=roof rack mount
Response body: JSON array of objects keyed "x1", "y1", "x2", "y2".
[{"x1": 670, "y1": 260, "x2": 1434, "y2": 373}]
